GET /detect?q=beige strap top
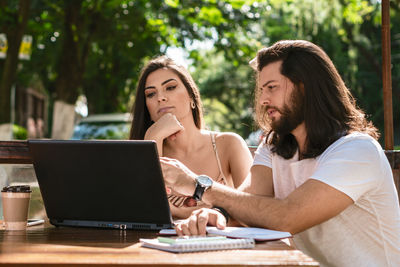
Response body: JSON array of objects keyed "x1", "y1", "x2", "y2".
[
  {"x1": 168, "y1": 132, "x2": 229, "y2": 208},
  {"x1": 210, "y1": 133, "x2": 228, "y2": 185}
]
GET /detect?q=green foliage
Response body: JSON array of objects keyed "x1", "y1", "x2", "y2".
[
  {"x1": 193, "y1": 50, "x2": 257, "y2": 138},
  {"x1": 165, "y1": 0, "x2": 180, "y2": 8},
  {"x1": 12, "y1": 124, "x2": 27, "y2": 140},
  {"x1": 252, "y1": 0, "x2": 399, "y2": 144},
  {"x1": 5, "y1": 0, "x2": 400, "y2": 144}
]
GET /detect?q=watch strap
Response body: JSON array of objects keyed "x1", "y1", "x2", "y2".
[
  {"x1": 193, "y1": 183, "x2": 205, "y2": 201},
  {"x1": 193, "y1": 175, "x2": 213, "y2": 201}
]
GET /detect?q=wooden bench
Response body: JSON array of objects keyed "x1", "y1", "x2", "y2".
[
  {"x1": 0, "y1": 141, "x2": 32, "y2": 164},
  {"x1": 1, "y1": 140, "x2": 399, "y2": 202}
]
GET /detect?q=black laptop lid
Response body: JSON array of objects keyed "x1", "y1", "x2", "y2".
[{"x1": 29, "y1": 140, "x2": 173, "y2": 230}]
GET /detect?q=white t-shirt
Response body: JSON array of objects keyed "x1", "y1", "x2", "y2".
[{"x1": 253, "y1": 132, "x2": 400, "y2": 267}]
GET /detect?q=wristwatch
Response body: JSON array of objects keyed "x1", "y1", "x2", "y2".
[{"x1": 193, "y1": 175, "x2": 213, "y2": 201}]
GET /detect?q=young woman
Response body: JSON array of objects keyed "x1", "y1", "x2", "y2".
[{"x1": 130, "y1": 56, "x2": 253, "y2": 219}]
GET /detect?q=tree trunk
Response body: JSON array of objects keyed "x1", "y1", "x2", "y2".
[
  {"x1": 51, "y1": 100, "x2": 76, "y2": 139},
  {"x1": 0, "y1": 0, "x2": 31, "y2": 124},
  {"x1": 51, "y1": 0, "x2": 96, "y2": 137},
  {"x1": 53, "y1": 0, "x2": 84, "y2": 104}
]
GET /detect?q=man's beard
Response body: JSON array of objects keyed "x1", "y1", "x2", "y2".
[{"x1": 267, "y1": 89, "x2": 304, "y2": 135}]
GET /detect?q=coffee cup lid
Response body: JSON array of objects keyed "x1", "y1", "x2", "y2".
[{"x1": 1, "y1": 185, "x2": 31, "y2": 193}]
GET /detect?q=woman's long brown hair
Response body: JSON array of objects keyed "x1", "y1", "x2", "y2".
[{"x1": 129, "y1": 56, "x2": 204, "y2": 140}]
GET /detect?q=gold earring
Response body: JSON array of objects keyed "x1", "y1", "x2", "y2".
[{"x1": 191, "y1": 101, "x2": 196, "y2": 109}]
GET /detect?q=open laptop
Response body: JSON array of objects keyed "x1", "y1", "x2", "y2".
[{"x1": 28, "y1": 139, "x2": 173, "y2": 230}]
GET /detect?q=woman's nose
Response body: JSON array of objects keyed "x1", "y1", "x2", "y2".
[{"x1": 157, "y1": 93, "x2": 167, "y2": 102}]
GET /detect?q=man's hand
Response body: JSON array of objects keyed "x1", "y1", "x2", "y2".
[
  {"x1": 174, "y1": 208, "x2": 227, "y2": 236},
  {"x1": 160, "y1": 157, "x2": 197, "y2": 197}
]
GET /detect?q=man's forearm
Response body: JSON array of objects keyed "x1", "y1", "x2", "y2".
[{"x1": 203, "y1": 182, "x2": 293, "y2": 232}]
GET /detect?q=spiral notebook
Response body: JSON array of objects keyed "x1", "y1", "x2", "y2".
[{"x1": 140, "y1": 236, "x2": 255, "y2": 253}]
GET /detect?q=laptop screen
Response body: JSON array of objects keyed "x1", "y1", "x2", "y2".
[{"x1": 29, "y1": 139, "x2": 173, "y2": 230}]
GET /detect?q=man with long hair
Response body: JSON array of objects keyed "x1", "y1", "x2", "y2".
[{"x1": 160, "y1": 40, "x2": 400, "y2": 266}]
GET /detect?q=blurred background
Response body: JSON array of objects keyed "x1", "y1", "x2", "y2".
[
  {"x1": 0, "y1": 0, "x2": 399, "y2": 219},
  {"x1": 0, "y1": 0, "x2": 399, "y2": 143}
]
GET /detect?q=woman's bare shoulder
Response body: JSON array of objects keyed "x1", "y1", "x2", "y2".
[{"x1": 207, "y1": 131, "x2": 248, "y2": 149}]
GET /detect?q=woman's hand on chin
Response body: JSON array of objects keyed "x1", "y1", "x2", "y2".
[{"x1": 144, "y1": 113, "x2": 183, "y2": 142}]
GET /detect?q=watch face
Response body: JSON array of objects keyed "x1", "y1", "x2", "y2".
[{"x1": 197, "y1": 175, "x2": 213, "y2": 187}]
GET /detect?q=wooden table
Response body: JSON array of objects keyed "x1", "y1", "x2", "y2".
[{"x1": 0, "y1": 221, "x2": 319, "y2": 266}]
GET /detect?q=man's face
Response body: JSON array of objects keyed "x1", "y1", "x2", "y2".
[{"x1": 258, "y1": 61, "x2": 304, "y2": 135}]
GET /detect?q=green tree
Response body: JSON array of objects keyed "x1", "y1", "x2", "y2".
[
  {"x1": 16, "y1": 0, "x2": 262, "y2": 136},
  {"x1": 256, "y1": 0, "x2": 400, "y2": 143},
  {"x1": 0, "y1": 0, "x2": 31, "y2": 124},
  {"x1": 193, "y1": 49, "x2": 257, "y2": 138},
  {"x1": 189, "y1": 0, "x2": 399, "y2": 143},
  {"x1": 3, "y1": 0, "x2": 399, "y2": 144}
]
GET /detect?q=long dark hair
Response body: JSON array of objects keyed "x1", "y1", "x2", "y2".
[
  {"x1": 254, "y1": 40, "x2": 379, "y2": 159},
  {"x1": 129, "y1": 56, "x2": 204, "y2": 140}
]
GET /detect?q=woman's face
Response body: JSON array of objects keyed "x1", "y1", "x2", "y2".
[{"x1": 144, "y1": 68, "x2": 193, "y2": 122}]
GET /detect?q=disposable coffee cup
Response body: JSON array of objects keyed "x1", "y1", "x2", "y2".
[{"x1": 1, "y1": 185, "x2": 31, "y2": 230}]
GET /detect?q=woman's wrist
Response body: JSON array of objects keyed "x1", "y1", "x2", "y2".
[
  {"x1": 144, "y1": 128, "x2": 158, "y2": 141},
  {"x1": 144, "y1": 131, "x2": 164, "y2": 144}
]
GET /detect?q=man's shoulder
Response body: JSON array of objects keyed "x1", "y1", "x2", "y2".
[
  {"x1": 332, "y1": 132, "x2": 378, "y2": 147},
  {"x1": 321, "y1": 132, "x2": 382, "y2": 159}
]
